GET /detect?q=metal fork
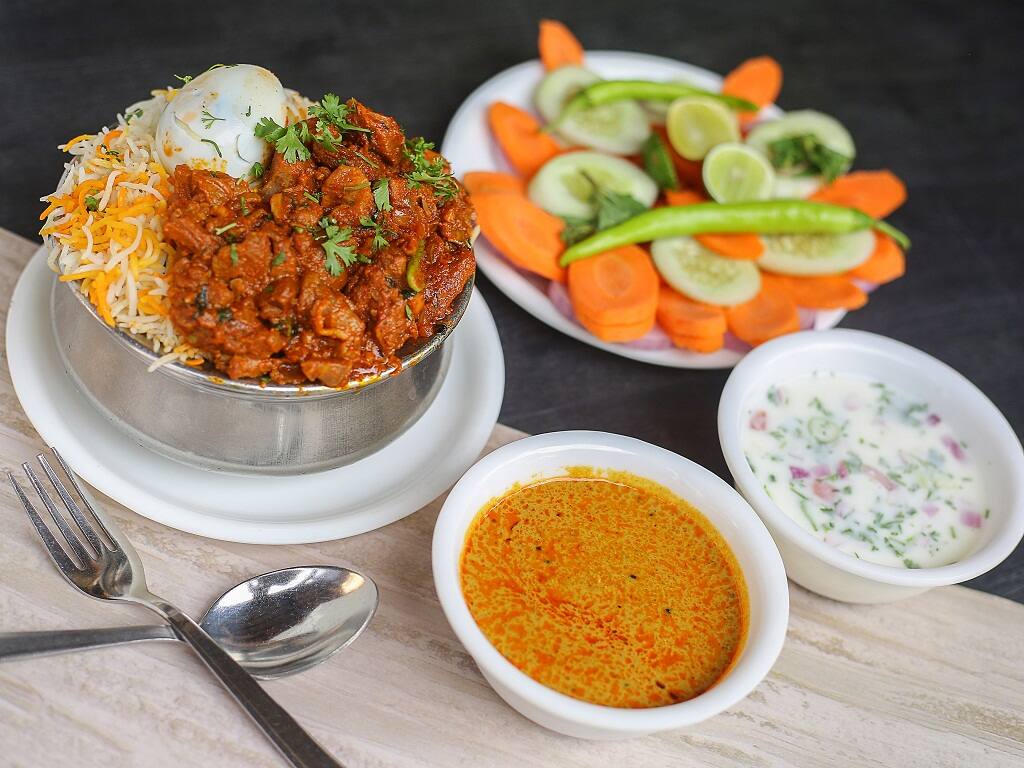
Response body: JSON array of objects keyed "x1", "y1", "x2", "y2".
[{"x1": 7, "y1": 449, "x2": 343, "y2": 768}]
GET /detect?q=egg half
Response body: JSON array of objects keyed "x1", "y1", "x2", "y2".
[{"x1": 156, "y1": 64, "x2": 288, "y2": 178}]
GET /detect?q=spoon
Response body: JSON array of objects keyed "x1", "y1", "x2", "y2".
[{"x1": 0, "y1": 565, "x2": 378, "y2": 679}]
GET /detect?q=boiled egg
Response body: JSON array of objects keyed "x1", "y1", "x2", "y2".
[{"x1": 156, "y1": 64, "x2": 288, "y2": 178}]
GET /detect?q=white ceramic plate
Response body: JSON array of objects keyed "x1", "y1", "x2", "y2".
[
  {"x1": 7, "y1": 249, "x2": 505, "y2": 544},
  {"x1": 441, "y1": 51, "x2": 845, "y2": 370}
]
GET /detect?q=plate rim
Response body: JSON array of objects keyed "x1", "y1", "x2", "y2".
[{"x1": 441, "y1": 50, "x2": 846, "y2": 371}]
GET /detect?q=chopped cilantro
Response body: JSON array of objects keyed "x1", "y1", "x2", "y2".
[
  {"x1": 173, "y1": 73, "x2": 193, "y2": 85},
  {"x1": 200, "y1": 109, "x2": 225, "y2": 129},
  {"x1": 318, "y1": 217, "x2": 360, "y2": 276},
  {"x1": 309, "y1": 94, "x2": 370, "y2": 136},
  {"x1": 240, "y1": 197, "x2": 249, "y2": 216},
  {"x1": 272, "y1": 251, "x2": 287, "y2": 266},
  {"x1": 767, "y1": 134, "x2": 851, "y2": 183},
  {"x1": 303, "y1": 190, "x2": 322, "y2": 204},
  {"x1": 249, "y1": 161, "x2": 264, "y2": 179},
  {"x1": 217, "y1": 308, "x2": 233, "y2": 323},
  {"x1": 372, "y1": 178, "x2": 391, "y2": 212},
  {"x1": 84, "y1": 195, "x2": 100, "y2": 212},
  {"x1": 229, "y1": 243, "x2": 239, "y2": 265},
  {"x1": 359, "y1": 215, "x2": 391, "y2": 250},
  {"x1": 200, "y1": 138, "x2": 222, "y2": 157},
  {"x1": 254, "y1": 117, "x2": 310, "y2": 163},
  {"x1": 354, "y1": 150, "x2": 380, "y2": 169},
  {"x1": 213, "y1": 222, "x2": 237, "y2": 236},
  {"x1": 403, "y1": 137, "x2": 458, "y2": 200},
  {"x1": 405, "y1": 304, "x2": 414, "y2": 321}
]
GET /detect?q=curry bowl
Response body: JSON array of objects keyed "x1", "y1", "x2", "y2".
[
  {"x1": 432, "y1": 430, "x2": 789, "y2": 739},
  {"x1": 52, "y1": 272, "x2": 472, "y2": 475}
]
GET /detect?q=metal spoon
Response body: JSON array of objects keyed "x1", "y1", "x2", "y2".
[{"x1": 0, "y1": 565, "x2": 378, "y2": 679}]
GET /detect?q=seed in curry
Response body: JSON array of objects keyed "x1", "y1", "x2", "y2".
[{"x1": 460, "y1": 469, "x2": 749, "y2": 708}]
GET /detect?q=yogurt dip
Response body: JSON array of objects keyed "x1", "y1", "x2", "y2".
[{"x1": 741, "y1": 372, "x2": 987, "y2": 568}]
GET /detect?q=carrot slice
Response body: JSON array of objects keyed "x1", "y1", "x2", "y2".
[
  {"x1": 668, "y1": 331, "x2": 725, "y2": 353},
  {"x1": 487, "y1": 102, "x2": 562, "y2": 178},
  {"x1": 656, "y1": 286, "x2": 727, "y2": 337},
  {"x1": 722, "y1": 56, "x2": 783, "y2": 120},
  {"x1": 762, "y1": 273, "x2": 868, "y2": 310},
  {"x1": 576, "y1": 314, "x2": 655, "y2": 343},
  {"x1": 463, "y1": 171, "x2": 527, "y2": 197},
  {"x1": 538, "y1": 19, "x2": 585, "y2": 71},
  {"x1": 695, "y1": 233, "x2": 765, "y2": 260},
  {"x1": 726, "y1": 286, "x2": 801, "y2": 346},
  {"x1": 568, "y1": 245, "x2": 659, "y2": 327},
  {"x1": 848, "y1": 233, "x2": 906, "y2": 284},
  {"x1": 810, "y1": 170, "x2": 907, "y2": 219},
  {"x1": 474, "y1": 192, "x2": 567, "y2": 283},
  {"x1": 664, "y1": 189, "x2": 706, "y2": 206}
]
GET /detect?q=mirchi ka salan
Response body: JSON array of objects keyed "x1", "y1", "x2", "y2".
[
  {"x1": 460, "y1": 470, "x2": 749, "y2": 708},
  {"x1": 163, "y1": 97, "x2": 475, "y2": 386}
]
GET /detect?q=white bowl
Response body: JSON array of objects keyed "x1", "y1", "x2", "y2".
[
  {"x1": 432, "y1": 431, "x2": 789, "y2": 740},
  {"x1": 719, "y1": 329, "x2": 1024, "y2": 603}
]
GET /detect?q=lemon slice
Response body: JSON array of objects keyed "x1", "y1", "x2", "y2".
[
  {"x1": 665, "y1": 96, "x2": 739, "y2": 161},
  {"x1": 702, "y1": 142, "x2": 776, "y2": 203}
]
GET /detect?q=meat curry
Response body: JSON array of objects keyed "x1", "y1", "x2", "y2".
[{"x1": 163, "y1": 98, "x2": 475, "y2": 387}]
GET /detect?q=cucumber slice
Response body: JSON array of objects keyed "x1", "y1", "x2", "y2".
[
  {"x1": 556, "y1": 100, "x2": 652, "y2": 155},
  {"x1": 665, "y1": 96, "x2": 740, "y2": 161},
  {"x1": 757, "y1": 230, "x2": 875, "y2": 276},
  {"x1": 702, "y1": 142, "x2": 775, "y2": 203},
  {"x1": 535, "y1": 66, "x2": 600, "y2": 123},
  {"x1": 651, "y1": 236, "x2": 762, "y2": 306},
  {"x1": 772, "y1": 175, "x2": 824, "y2": 199},
  {"x1": 747, "y1": 110, "x2": 856, "y2": 198},
  {"x1": 528, "y1": 151, "x2": 659, "y2": 220}
]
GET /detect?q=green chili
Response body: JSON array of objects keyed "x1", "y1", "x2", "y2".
[
  {"x1": 554, "y1": 80, "x2": 758, "y2": 128},
  {"x1": 558, "y1": 200, "x2": 910, "y2": 265}
]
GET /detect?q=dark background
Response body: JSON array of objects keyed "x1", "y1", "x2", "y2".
[{"x1": 2, "y1": 0, "x2": 1021, "y2": 600}]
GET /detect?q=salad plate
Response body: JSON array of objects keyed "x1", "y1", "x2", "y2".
[{"x1": 442, "y1": 51, "x2": 846, "y2": 370}]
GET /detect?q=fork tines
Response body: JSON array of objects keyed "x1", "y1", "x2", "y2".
[{"x1": 7, "y1": 448, "x2": 116, "y2": 569}]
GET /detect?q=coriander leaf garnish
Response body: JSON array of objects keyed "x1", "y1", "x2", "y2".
[
  {"x1": 229, "y1": 243, "x2": 239, "y2": 264},
  {"x1": 245, "y1": 105, "x2": 252, "y2": 117},
  {"x1": 405, "y1": 304, "x2": 414, "y2": 321},
  {"x1": 359, "y1": 215, "x2": 391, "y2": 251},
  {"x1": 373, "y1": 178, "x2": 391, "y2": 211},
  {"x1": 201, "y1": 109, "x2": 225, "y2": 129},
  {"x1": 303, "y1": 190, "x2": 322, "y2": 204},
  {"x1": 767, "y1": 134, "x2": 850, "y2": 183},
  {"x1": 250, "y1": 161, "x2": 264, "y2": 179},
  {"x1": 318, "y1": 216, "x2": 360, "y2": 276},
  {"x1": 254, "y1": 117, "x2": 311, "y2": 163},
  {"x1": 403, "y1": 137, "x2": 458, "y2": 201},
  {"x1": 217, "y1": 308, "x2": 233, "y2": 323},
  {"x1": 354, "y1": 150, "x2": 379, "y2": 169},
  {"x1": 558, "y1": 172, "x2": 645, "y2": 244},
  {"x1": 272, "y1": 251, "x2": 287, "y2": 266},
  {"x1": 173, "y1": 73, "x2": 193, "y2": 85},
  {"x1": 200, "y1": 138, "x2": 223, "y2": 157},
  {"x1": 213, "y1": 222, "x2": 237, "y2": 235},
  {"x1": 84, "y1": 195, "x2": 100, "y2": 212},
  {"x1": 240, "y1": 196, "x2": 250, "y2": 216},
  {"x1": 559, "y1": 215, "x2": 596, "y2": 246},
  {"x1": 595, "y1": 187, "x2": 647, "y2": 231},
  {"x1": 125, "y1": 108, "x2": 144, "y2": 124},
  {"x1": 309, "y1": 94, "x2": 370, "y2": 135}
]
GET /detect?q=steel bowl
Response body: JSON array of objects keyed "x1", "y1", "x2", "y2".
[{"x1": 51, "y1": 272, "x2": 473, "y2": 475}]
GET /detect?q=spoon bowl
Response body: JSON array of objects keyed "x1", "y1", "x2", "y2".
[{"x1": 200, "y1": 565, "x2": 379, "y2": 679}]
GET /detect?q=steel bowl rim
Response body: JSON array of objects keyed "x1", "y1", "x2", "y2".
[{"x1": 54, "y1": 266, "x2": 474, "y2": 400}]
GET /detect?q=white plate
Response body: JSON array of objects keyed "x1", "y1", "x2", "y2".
[
  {"x1": 441, "y1": 51, "x2": 845, "y2": 370},
  {"x1": 7, "y1": 249, "x2": 505, "y2": 544}
]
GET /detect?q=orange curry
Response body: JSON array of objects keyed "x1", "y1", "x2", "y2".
[{"x1": 460, "y1": 470, "x2": 748, "y2": 708}]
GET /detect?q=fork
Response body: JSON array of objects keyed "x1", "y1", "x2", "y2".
[{"x1": 7, "y1": 449, "x2": 343, "y2": 768}]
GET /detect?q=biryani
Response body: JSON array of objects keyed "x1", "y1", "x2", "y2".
[{"x1": 39, "y1": 64, "x2": 475, "y2": 385}]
